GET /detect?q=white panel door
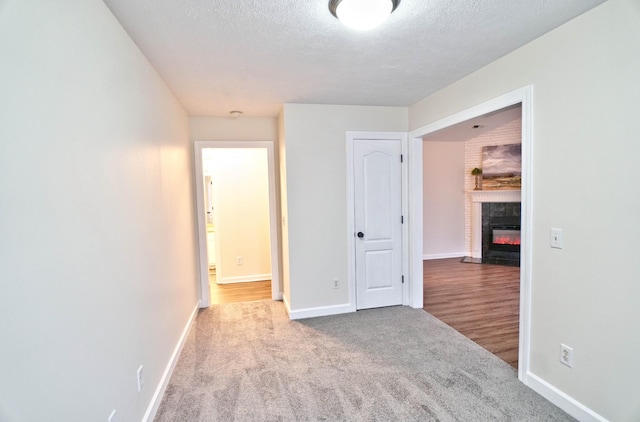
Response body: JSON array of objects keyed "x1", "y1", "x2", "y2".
[{"x1": 354, "y1": 138, "x2": 403, "y2": 310}]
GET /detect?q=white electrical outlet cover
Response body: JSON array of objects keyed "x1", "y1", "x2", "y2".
[{"x1": 560, "y1": 343, "x2": 574, "y2": 368}]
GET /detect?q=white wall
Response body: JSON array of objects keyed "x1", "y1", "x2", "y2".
[
  {"x1": 281, "y1": 104, "x2": 408, "y2": 312},
  {"x1": 409, "y1": 0, "x2": 640, "y2": 420},
  {"x1": 190, "y1": 116, "x2": 278, "y2": 141},
  {"x1": 422, "y1": 142, "x2": 465, "y2": 259},
  {"x1": 0, "y1": 1, "x2": 198, "y2": 421},
  {"x1": 203, "y1": 149, "x2": 271, "y2": 283}
]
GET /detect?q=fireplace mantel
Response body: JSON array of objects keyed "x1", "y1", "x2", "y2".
[
  {"x1": 470, "y1": 190, "x2": 521, "y2": 203},
  {"x1": 470, "y1": 190, "x2": 521, "y2": 259}
]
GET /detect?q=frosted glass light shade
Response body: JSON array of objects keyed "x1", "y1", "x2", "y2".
[{"x1": 330, "y1": 0, "x2": 399, "y2": 31}]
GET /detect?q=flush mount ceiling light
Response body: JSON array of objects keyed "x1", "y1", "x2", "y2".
[{"x1": 329, "y1": 0, "x2": 400, "y2": 31}]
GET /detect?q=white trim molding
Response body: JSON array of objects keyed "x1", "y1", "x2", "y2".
[
  {"x1": 286, "y1": 302, "x2": 355, "y2": 320},
  {"x1": 526, "y1": 372, "x2": 609, "y2": 422},
  {"x1": 423, "y1": 252, "x2": 466, "y2": 260},
  {"x1": 470, "y1": 189, "x2": 521, "y2": 203},
  {"x1": 408, "y1": 136, "x2": 424, "y2": 308},
  {"x1": 143, "y1": 303, "x2": 199, "y2": 422},
  {"x1": 217, "y1": 273, "x2": 272, "y2": 284}
]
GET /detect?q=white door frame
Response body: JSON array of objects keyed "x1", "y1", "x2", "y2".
[
  {"x1": 408, "y1": 85, "x2": 533, "y2": 383},
  {"x1": 193, "y1": 140, "x2": 282, "y2": 308},
  {"x1": 346, "y1": 131, "x2": 416, "y2": 311}
]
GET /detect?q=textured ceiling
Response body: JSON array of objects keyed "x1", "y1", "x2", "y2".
[{"x1": 102, "y1": 0, "x2": 605, "y2": 117}]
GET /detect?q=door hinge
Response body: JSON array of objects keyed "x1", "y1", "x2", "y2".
[
  {"x1": 400, "y1": 154, "x2": 404, "y2": 163},
  {"x1": 401, "y1": 215, "x2": 404, "y2": 224},
  {"x1": 402, "y1": 275, "x2": 405, "y2": 284}
]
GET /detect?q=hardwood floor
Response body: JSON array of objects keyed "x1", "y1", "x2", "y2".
[
  {"x1": 423, "y1": 258, "x2": 520, "y2": 369},
  {"x1": 209, "y1": 268, "x2": 272, "y2": 304}
]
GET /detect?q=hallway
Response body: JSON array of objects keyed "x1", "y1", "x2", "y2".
[{"x1": 209, "y1": 268, "x2": 271, "y2": 304}]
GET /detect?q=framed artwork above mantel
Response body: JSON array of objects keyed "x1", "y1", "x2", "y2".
[{"x1": 481, "y1": 143, "x2": 522, "y2": 190}]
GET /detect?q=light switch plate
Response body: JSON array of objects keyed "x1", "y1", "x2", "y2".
[{"x1": 550, "y1": 228, "x2": 563, "y2": 249}]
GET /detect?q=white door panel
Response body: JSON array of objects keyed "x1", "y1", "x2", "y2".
[
  {"x1": 364, "y1": 250, "x2": 393, "y2": 290},
  {"x1": 354, "y1": 138, "x2": 403, "y2": 310}
]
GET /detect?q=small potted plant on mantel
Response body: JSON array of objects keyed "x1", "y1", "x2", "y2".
[{"x1": 471, "y1": 167, "x2": 482, "y2": 190}]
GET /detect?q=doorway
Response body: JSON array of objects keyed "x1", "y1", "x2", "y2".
[
  {"x1": 420, "y1": 104, "x2": 522, "y2": 368},
  {"x1": 346, "y1": 131, "x2": 413, "y2": 311},
  {"x1": 408, "y1": 86, "x2": 533, "y2": 382},
  {"x1": 194, "y1": 141, "x2": 281, "y2": 308},
  {"x1": 353, "y1": 137, "x2": 403, "y2": 310}
]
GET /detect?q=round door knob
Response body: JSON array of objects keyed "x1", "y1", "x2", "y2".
[{"x1": 357, "y1": 232, "x2": 364, "y2": 238}]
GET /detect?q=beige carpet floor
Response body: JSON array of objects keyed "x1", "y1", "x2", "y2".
[{"x1": 154, "y1": 300, "x2": 573, "y2": 421}]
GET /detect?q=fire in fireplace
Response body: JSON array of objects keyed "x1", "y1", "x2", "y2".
[
  {"x1": 492, "y1": 227, "x2": 521, "y2": 246},
  {"x1": 489, "y1": 224, "x2": 521, "y2": 253}
]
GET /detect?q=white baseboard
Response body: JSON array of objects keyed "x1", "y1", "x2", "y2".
[
  {"x1": 422, "y1": 252, "x2": 466, "y2": 260},
  {"x1": 142, "y1": 303, "x2": 199, "y2": 422},
  {"x1": 217, "y1": 273, "x2": 271, "y2": 284},
  {"x1": 286, "y1": 302, "x2": 356, "y2": 320},
  {"x1": 525, "y1": 372, "x2": 608, "y2": 422}
]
